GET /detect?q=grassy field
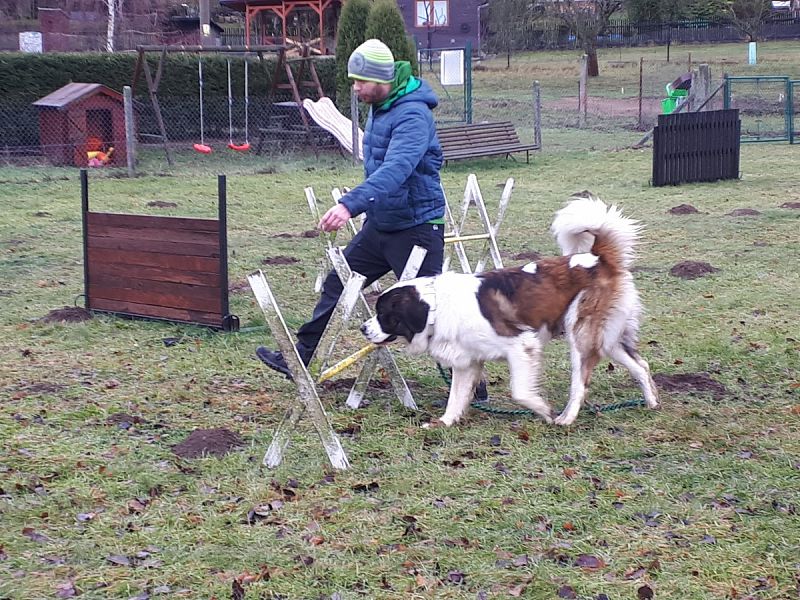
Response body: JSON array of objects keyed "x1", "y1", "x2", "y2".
[{"x1": 2, "y1": 43, "x2": 800, "y2": 600}]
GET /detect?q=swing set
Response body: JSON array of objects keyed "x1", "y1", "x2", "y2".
[
  {"x1": 193, "y1": 57, "x2": 251, "y2": 154},
  {"x1": 132, "y1": 44, "x2": 322, "y2": 163}
]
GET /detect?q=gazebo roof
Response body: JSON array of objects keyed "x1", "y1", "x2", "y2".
[{"x1": 219, "y1": 0, "x2": 340, "y2": 12}]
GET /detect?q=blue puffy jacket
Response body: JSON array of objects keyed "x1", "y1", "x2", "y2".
[{"x1": 339, "y1": 79, "x2": 446, "y2": 232}]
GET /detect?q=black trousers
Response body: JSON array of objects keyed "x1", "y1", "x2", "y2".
[{"x1": 294, "y1": 221, "x2": 444, "y2": 362}]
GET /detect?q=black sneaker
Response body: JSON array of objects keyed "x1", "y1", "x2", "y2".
[
  {"x1": 474, "y1": 378, "x2": 488, "y2": 403},
  {"x1": 256, "y1": 347, "x2": 293, "y2": 381}
]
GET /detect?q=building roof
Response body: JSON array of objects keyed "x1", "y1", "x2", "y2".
[
  {"x1": 33, "y1": 83, "x2": 123, "y2": 109},
  {"x1": 169, "y1": 16, "x2": 225, "y2": 33}
]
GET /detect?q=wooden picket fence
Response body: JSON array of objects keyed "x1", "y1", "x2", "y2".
[{"x1": 652, "y1": 109, "x2": 740, "y2": 187}]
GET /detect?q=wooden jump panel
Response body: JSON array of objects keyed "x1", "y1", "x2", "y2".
[{"x1": 81, "y1": 171, "x2": 237, "y2": 330}]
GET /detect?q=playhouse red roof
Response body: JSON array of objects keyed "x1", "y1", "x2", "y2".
[{"x1": 33, "y1": 83, "x2": 123, "y2": 110}]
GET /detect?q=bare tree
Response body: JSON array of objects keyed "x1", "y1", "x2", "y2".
[
  {"x1": 1, "y1": 0, "x2": 36, "y2": 19},
  {"x1": 487, "y1": 0, "x2": 542, "y2": 68},
  {"x1": 725, "y1": 0, "x2": 773, "y2": 41},
  {"x1": 548, "y1": 0, "x2": 622, "y2": 76},
  {"x1": 416, "y1": 0, "x2": 445, "y2": 69}
]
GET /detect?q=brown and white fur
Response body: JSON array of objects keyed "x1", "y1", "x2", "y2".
[{"x1": 360, "y1": 194, "x2": 659, "y2": 426}]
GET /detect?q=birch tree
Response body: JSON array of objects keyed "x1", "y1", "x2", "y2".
[{"x1": 104, "y1": 0, "x2": 124, "y2": 52}]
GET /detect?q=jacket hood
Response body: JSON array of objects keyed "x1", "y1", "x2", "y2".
[{"x1": 379, "y1": 76, "x2": 439, "y2": 112}]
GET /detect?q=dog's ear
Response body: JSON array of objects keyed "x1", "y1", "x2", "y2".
[{"x1": 397, "y1": 296, "x2": 429, "y2": 341}]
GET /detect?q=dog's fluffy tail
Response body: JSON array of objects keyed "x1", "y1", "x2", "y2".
[{"x1": 551, "y1": 192, "x2": 642, "y2": 269}]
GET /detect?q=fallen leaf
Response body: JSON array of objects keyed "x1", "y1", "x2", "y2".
[
  {"x1": 625, "y1": 566, "x2": 647, "y2": 580},
  {"x1": 446, "y1": 570, "x2": 466, "y2": 584},
  {"x1": 127, "y1": 499, "x2": 147, "y2": 514},
  {"x1": 574, "y1": 554, "x2": 605, "y2": 570},
  {"x1": 232, "y1": 579, "x2": 245, "y2": 600},
  {"x1": 105, "y1": 554, "x2": 131, "y2": 566},
  {"x1": 22, "y1": 527, "x2": 50, "y2": 543},
  {"x1": 557, "y1": 584, "x2": 578, "y2": 598},
  {"x1": 55, "y1": 581, "x2": 79, "y2": 598},
  {"x1": 637, "y1": 584, "x2": 654, "y2": 599}
]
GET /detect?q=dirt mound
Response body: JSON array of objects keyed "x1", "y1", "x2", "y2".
[
  {"x1": 779, "y1": 202, "x2": 800, "y2": 209},
  {"x1": 107, "y1": 413, "x2": 146, "y2": 429},
  {"x1": 146, "y1": 200, "x2": 178, "y2": 208},
  {"x1": 270, "y1": 230, "x2": 319, "y2": 239},
  {"x1": 653, "y1": 373, "x2": 727, "y2": 400},
  {"x1": 513, "y1": 251, "x2": 541, "y2": 261},
  {"x1": 669, "y1": 204, "x2": 698, "y2": 215},
  {"x1": 262, "y1": 256, "x2": 300, "y2": 266},
  {"x1": 228, "y1": 279, "x2": 250, "y2": 294},
  {"x1": 669, "y1": 261, "x2": 720, "y2": 280},
  {"x1": 39, "y1": 306, "x2": 93, "y2": 323},
  {"x1": 726, "y1": 208, "x2": 760, "y2": 217},
  {"x1": 172, "y1": 428, "x2": 243, "y2": 459}
]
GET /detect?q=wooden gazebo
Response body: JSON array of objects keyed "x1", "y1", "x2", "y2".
[{"x1": 219, "y1": 0, "x2": 343, "y2": 53}]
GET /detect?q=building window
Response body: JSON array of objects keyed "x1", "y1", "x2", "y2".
[{"x1": 416, "y1": 1, "x2": 448, "y2": 27}]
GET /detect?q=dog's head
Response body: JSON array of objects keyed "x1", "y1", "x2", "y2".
[{"x1": 360, "y1": 281, "x2": 433, "y2": 350}]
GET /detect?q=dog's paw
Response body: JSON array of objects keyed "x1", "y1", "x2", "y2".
[
  {"x1": 422, "y1": 418, "x2": 450, "y2": 429},
  {"x1": 553, "y1": 412, "x2": 577, "y2": 426}
]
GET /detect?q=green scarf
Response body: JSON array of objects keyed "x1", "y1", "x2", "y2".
[{"x1": 378, "y1": 61, "x2": 421, "y2": 111}]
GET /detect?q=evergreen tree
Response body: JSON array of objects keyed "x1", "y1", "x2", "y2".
[
  {"x1": 686, "y1": 0, "x2": 729, "y2": 20},
  {"x1": 335, "y1": 0, "x2": 371, "y2": 112},
  {"x1": 365, "y1": 0, "x2": 419, "y2": 73}
]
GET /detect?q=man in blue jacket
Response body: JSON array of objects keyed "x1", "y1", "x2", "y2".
[{"x1": 257, "y1": 39, "x2": 488, "y2": 401}]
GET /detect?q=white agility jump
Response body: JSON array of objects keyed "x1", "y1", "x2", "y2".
[{"x1": 251, "y1": 175, "x2": 514, "y2": 469}]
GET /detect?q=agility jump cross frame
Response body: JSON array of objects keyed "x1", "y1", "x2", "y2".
[
  {"x1": 304, "y1": 186, "x2": 380, "y2": 295},
  {"x1": 248, "y1": 245, "x2": 426, "y2": 470},
  {"x1": 443, "y1": 174, "x2": 514, "y2": 274}
]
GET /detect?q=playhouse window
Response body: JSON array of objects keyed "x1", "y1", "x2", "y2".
[{"x1": 416, "y1": 1, "x2": 448, "y2": 27}]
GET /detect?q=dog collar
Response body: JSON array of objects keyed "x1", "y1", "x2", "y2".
[{"x1": 416, "y1": 279, "x2": 437, "y2": 327}]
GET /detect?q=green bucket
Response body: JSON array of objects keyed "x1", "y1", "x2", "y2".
[{"x1": 661, "y1": 88, "x2": 688, "y2": 114}]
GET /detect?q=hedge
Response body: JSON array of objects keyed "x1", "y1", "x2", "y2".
[{"x1": 0, "y1": 52, "x2": 337, "y2": 147}]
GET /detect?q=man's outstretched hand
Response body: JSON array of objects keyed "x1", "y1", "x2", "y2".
[{"x1": 319, "y1": 203, "x2": 352, "y2": 232}]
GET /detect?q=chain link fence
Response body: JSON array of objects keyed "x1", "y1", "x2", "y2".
[{"x1": 1, "y1": 51, "x2": 796, "y2": 175}]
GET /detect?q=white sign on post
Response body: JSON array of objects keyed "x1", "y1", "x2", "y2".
[
  {"x1": 440, "y1": 49, "x2": 464, "y2": 86},
  {"x1": 19, "y1": 32, "x2": 43, "y2": 53}
]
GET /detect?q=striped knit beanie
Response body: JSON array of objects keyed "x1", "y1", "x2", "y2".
[{"x1": 347, "y1": 39, "x2": 395, "y2": 84}]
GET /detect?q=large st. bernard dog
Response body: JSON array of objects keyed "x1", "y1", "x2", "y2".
[{"x1": 360, "y1": 194, "x2": 659, "y2": 427}]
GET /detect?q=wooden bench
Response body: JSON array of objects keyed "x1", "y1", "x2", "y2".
[{"x1": 437, "y1": 121, "x2": 539, "y2": 164}]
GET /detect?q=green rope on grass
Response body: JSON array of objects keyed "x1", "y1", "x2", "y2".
[{"x1": 435, "y1": 363, "x2": 645, "y2": 417}]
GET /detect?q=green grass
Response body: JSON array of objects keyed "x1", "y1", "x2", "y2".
[{"x1": 2, "y1": 44, "x2": 800, "y2": 600}]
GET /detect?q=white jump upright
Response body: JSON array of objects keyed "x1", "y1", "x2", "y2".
[
  {"x1": 248, "y1": 269, "x2": 351, "y2": 470},
  {"x1": 443, "y1": 174, "x2": 514, "y2": 274},
  {"x1": 249, "y1": 231, "x2": 426, "y2": 470},
  {"x1": 305, "y1": 186, "x2": 380, "y2": 295}
]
